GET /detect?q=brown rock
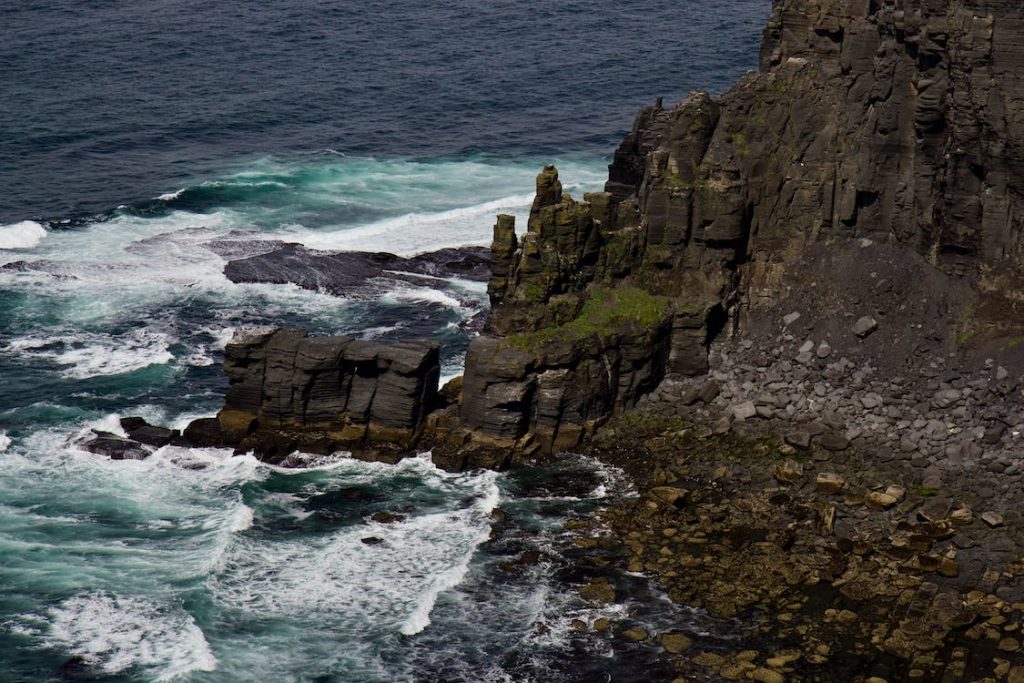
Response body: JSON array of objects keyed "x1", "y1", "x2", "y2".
[
  {"x1": 749, "y1": 667, "x2": 785, "y2": 683},
  {"x1": 982, "y1": 511, "x2": 1005, "y2": 528},
  {"x1": 657, "y1": 631, "x2": 693, "y2": 654},
  {"x1": 579, "y1": 578, "x2": 616, "y2": 604},
  {"x1": 649, "y1": 486, "x2": 688, "y2": 507},
  {"x1": 865, "y1": 491, "x2": 898, "y2": 509},
  {"x1": 773, "y1": 459, "x2": 803, "y2": 483},
  {"x1": 621, "y1": 627, "x2": 649, "y2": 642},
  {"x1": 816, "y1": 472, "x2": 845, "y2": 494}
]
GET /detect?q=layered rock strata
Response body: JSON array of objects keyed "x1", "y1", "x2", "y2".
[
  {"x1": 457, "y1": 0, "x2": 1024, "y2": 454},
  {"x1": 215, "y1": 328, "x2": 441, "y2": 462},
  {"x1": 137, "y1": 0, "x2": 1024, "y2": 470}
]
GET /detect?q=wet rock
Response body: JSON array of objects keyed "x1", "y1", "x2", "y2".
[
  {"x1": 181, "y1": 417, "x2": 225, "y2": 447},
  {"x1": 621, "y1": 627, "x2": 649, "y2": 642},
  {"x1": 749, "y1": 668, "x2": 784, "y2": 683},
  {"x1": 120, "y1": 419, "x2": 178, "y2": 448},
  {"x1": 370, "y1": 511, "x2": 406, "y2": 524},
  {"x1": 360, "y1": 536, "x2": 384, "y2": 545},
  {"x1": 217, "y1": 328, "x2": 440, "y2": 461},
  {"x1": 80, "y1": 431, "x2": 152, "y2": 461},
  {"x1": 657, "y1": 631, "x2": 693, "y2": 653},
  {"x1": 224, "y1": 244, "x2": 491, "y2": 296},
  {"x1": 579, "y1": 577, "x2": 616, "y2": 604}
]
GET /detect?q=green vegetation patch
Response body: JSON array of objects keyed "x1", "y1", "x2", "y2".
[
  {"x1": 508, "y1": 286, "x2": 668, "y2": 351},
  {"x1": 662, "y1": 167, "x2": 708, "y2": 193}
]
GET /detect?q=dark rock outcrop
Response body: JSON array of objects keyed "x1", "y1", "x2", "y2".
[
  {"x1": 456, "y1": 0, "x2": 1024, "y2": 455},
  {"x1": 79, "y1": 431, "x2": 152, "y2": 460},
  {"x1": 223, "y1": 244, "x2": 491, "y2": 296},
  {"x1": 119, "y1": 417, "x2": 178, "y2": 448},
  {"x1": 216, "y1": 328, "x2": 441, "y2": 462},
  {"x1": 189, "y1": 0, "x2": 1024, "y2": 471},
  {"x1": 181, "y1": 417, "x2": 225, "y2": 447}
]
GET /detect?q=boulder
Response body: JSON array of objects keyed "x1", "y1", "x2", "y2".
[
  {"x1": 851, "y1": 317, "x2": 878, "y2": 339},
  {"x1": 122, "y1": 420, "x2": 178, "y2": 448},
  {"x1": 818, "y1": 432, "x2": 850, "y2": 451},
  {"x1": 816, "y1": 472, "x2": 845, "y2": 494},
  {"x1": 80, "y1": 431, "x2": 152, "y2": 461},
  {"x1": 182, "y1": 418, "x2": 225, "y2": 447},
  {"x1": 657, "y1": 631, "x2": 693, "y2": 654},
  {"x1": 578, "y1": 577, "x2": 616, "y2": 604},
  {"x1": 216, "y1": 328, "x2": 440, "y2": 461},
  {"x1": 773, "y1": 459, "x2": 803, "y2": 483}
]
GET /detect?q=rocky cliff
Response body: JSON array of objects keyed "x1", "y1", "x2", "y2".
[
  {"x1": 457, "y1": 0, "x2": 1024, "y2": 456},
  {"x1": 216, "y1": 328, "x2": 441, "y2": 462},
  {"x1": 168, "y1": 0, "x2": 1024, "y2": 471}
]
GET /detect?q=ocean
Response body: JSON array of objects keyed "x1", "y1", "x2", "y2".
[{"x1": 0, "y1": 1, "x2": 768, "y2": 680}]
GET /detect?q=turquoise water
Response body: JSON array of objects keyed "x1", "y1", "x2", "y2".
[
  {"x1": 0, "y1": 156, "x2": 665, "y2": 682},
  {"x1": 2, "y1": 0, "x2": 770, "y2": 676}
]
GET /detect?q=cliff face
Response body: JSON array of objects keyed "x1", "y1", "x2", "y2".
[
  {"x1": 204, "y1": 0, "x2": 1024, "y2": 469},
  {"x1": 461, "y1": 0, "x2": 1024, "y2": 453},
  {"x1": 217, "y1": 328, "x2": 440, "y2": 462}
]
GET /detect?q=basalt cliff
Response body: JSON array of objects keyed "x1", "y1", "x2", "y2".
[
  {"x1": 85, "y1": 2, "x2": 1024, "y2": 678},
  {"x1": 462, "y1": 0, "x2": 1024, "y2": 445},
  {"x1": 164, "y1": 0, "x2": 1024, "y2": 471}
]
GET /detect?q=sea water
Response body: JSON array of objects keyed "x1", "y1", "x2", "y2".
[{"x1": 0, "y1": 1, "x2": 768, "y2": 679}]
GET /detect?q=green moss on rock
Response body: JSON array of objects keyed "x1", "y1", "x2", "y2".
[{"x1": 508, "y1": 286, "x2": 668, "y2": 351}]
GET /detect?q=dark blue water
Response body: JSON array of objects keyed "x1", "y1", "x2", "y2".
[
  {"x1": 0, "y1": 2, "x2": 768, "y2": 680},
  {"x1": 1, "y1": 0, "x2": 768, "y2": 224}
]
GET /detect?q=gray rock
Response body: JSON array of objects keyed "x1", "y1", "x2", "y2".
[
  {"x1": 732, "y1": 401, "x2": 758, "y2": 421},
  {"x1": 818, "y1": 432, "x2": 851, "y2": 451},
  {"x1": 785, "y1": 431, "x2": 812, "y2": 449},
  {"x1": 851, "y1": 317, "x2": 878, "y2": 339}
]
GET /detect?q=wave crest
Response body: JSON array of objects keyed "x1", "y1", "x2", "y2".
[{"x1": 0, "y1": 220, "x2": 46, "y2": 250}]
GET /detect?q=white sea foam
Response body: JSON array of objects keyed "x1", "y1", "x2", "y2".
[
  {"x1": 400, "y1": 480, "x2": 500, "y2": 635},
  {"x1": 209, "y1": 326, "x2": 236, "y2": 350},
  {"x1": 227, "y1": 504, "x2": 254, "y2": 533},
  {"x1": 9, "y1": 329, "x2": 175, "y2": 379},
  {"x1": 208, "y1": 454, "x2": 500, "y2": 638},
  {"x1": 0, "y1": 220, "x2": 46, "y2": 249},
  {"x1": 41, "y1": 593, "x2": 216, "y2": 681},
  {"x1": 380, "y1": 284, "x2": 473, "y2": 312},
  {"x1": 297, "y1": 193, "x2": 535, "y2": 255},
  {"x1": 156, "y1": 188, "x2": 185, "y2": 201},
  {"x1": 0, "y1": 431, "x2": 10, "y2": 453}
]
